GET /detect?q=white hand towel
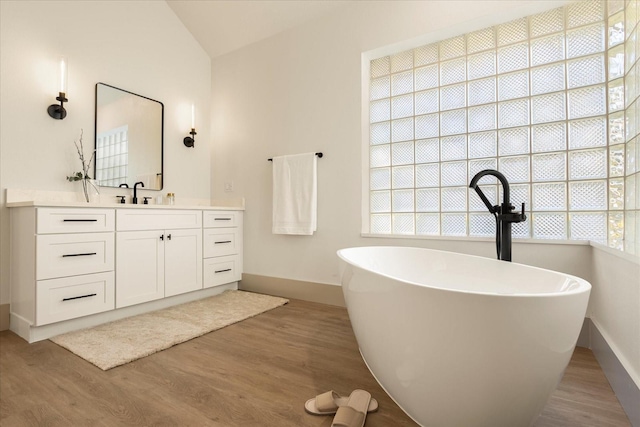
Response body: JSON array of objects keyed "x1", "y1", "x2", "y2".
[{"x1": 272, "y1": 153, "x2": 317, "y2": 235}]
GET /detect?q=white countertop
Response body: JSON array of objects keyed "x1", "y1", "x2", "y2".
[
  {"x1": 5, "y1": 200, "x2": 244, "y2": 210},
  {"x1": 4, "y1": 189, "x2": 245, "y2": 211}
]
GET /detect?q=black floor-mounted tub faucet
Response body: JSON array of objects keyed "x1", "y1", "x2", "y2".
[{"x1": 469, "y1": 169, "x2": 527, "y2": 262}]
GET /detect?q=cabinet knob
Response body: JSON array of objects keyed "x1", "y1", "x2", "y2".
[
  {"x1": 167, "y1": 234, "x2": 172, "y2": 240},
  {"x1": 160, "y1": 234, "x2": 164, "y2": 241}
]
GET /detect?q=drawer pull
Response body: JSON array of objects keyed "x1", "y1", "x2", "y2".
[
  {"x1": 63, "y1": 219, "x2": 98, "y2": 222},
  {"x1": 214, "y1": 240, "x2": 232, "y2": 244},
  {"x1": 62, "y1": 293, "x2": 97, "y2": 302},
  {"x1": 214, "y1": 218, "x2": 231, "y2": 221},
  {"x1": 62, "y1": 252, "x2": 97, "y2": 258},
  {"x1": 215, "y1": 268, "x2": 232, "y2": 274}
]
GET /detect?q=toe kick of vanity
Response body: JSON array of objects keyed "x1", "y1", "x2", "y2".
[{"x1": 8, "y1": 205, "x2": 243, "y2": 342}]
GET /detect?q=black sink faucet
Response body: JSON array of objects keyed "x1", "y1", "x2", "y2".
[
  {"x1": 133, "y1": 181, "x2": 144, "y2": 204},
  {"x1": 469, "y1": 169, "x2": 527, "y2": 262}
]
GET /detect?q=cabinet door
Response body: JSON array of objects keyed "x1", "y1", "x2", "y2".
[
  {"x1": 116, "y1": 230, "x2": 164, "y2": 308},
  {"x1": 164, "y1": 228, "x2": 202, "y2": 297}
]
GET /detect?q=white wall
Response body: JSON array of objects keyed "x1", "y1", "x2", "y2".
[
  {"x1": 591, "y1": 246, "x2": 640, "y2": 388},
  {"x1": 0, "y1": 0, "x2": 212, "y2": 305}
]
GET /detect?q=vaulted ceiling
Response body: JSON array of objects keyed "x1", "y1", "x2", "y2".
[{"x1": 166, "y1": 0, "x2": 353, "y2": 59}]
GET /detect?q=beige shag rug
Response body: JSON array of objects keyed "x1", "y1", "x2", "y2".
[{"x1": 50, "y1": 290, "x2": 288, "y2": 370}]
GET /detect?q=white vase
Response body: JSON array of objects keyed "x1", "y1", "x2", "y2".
[{"x1": 78, "y1": 179, "x2": 100, "y2": 203}]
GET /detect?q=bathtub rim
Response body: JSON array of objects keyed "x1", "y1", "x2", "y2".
[{"x1": 337, "y1": 245, "x2": 591, "y2": 298}]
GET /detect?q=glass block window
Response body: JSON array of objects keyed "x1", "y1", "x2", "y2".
[
  {"x1": 367, "y1": 0, "x2": 638, "y2": 249},
  {"x1": 95, "y1": 125, "x2": 129, "y2": 187}
]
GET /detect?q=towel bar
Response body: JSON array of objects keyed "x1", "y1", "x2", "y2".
[{"x1": 268, "y1": 152, "x2": 323, "y2": 161}]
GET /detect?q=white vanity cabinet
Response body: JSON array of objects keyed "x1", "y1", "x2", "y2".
[
  {"x1": 10, "y1": 207, "x2": 116, "y2": 328},
  {"x1": 203, "y1": 211, "x2": 243, "y2": 288},
  {"x1": 115, "y1": 210, "x2": 203, "y2": 307},
  {"x1": 8, "y1": 202, "x2": 244, "y2": 343}
]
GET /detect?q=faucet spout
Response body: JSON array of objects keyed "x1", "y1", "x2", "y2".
[
  {"x1": 469, "y1": 169, "x2": 510, "y2": 205},
  {"x1": 133, "y1": 181, "x2": 144, "y2": 204}
]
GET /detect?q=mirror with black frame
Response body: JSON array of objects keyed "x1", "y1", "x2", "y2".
[{"x1": 94, "y1": 83, "x2": 164, "y2": 190}]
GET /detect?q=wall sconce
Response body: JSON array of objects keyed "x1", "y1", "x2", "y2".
[
  {"x1": 184, "y1": 104, "x2": 196, "y2": 147},
  {"x1": 47, "y1": 57, "x2": 68, "y2": 120}
]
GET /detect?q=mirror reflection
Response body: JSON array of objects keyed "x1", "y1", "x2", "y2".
[{"x1": 94, "y1": 83, "x2": 163, "y2": 190}]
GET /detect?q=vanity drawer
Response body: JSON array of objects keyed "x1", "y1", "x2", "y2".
[
  {"x1": 203, "y1": 211, "x2": 238, "y2": 228},
  {"x1": 204, "y1": 255, "x2": 241, "y2": 288},
  {"x1": 37, "y1": 208, "x2": 115, "y2": 234},
  {"x1": 203, "y1": 228, "x2": 239, "y2": 258},
  {"x1": 36, "y1": 271, "x2": 115, "y2": 325},
  {"x1": 36, "y1": 233, "x2": 114, "y2": 280},
  {"x1": 117, "y1": 209, "x2": 202, "y2": 231}
]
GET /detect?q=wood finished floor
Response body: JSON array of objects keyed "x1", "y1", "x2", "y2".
[{"x1": 0, "y1": 298, "x2": 631, "y2": 426}]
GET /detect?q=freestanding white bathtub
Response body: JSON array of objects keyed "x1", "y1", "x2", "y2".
[{"x1": 337, "y1": 246, "x2": 591, "y2": 427}]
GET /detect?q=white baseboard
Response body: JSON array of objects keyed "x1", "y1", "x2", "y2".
[
  {"x1": 0, "y1": 303, "x2": 9, "y2": 331},
  {"x1": 240, "y1": 273, "x2": 345, "y2": 307},
  {"x1": 588, "y1": 319, "x2": 640, "y2": 427}
]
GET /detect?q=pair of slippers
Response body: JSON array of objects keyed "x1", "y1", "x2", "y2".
[{"x1": 305, "y1": 389, "x2": 378, "y2": 427}]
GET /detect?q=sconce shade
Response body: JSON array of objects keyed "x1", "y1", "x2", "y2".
[
  {"x1": 184, "y1": 104, "x2": 196, "y2": 147},
  {"x1": 58, "y1": 57, "x2": 68, "y2": 93},
  {"x1": 48, "y1": 58, "x2": 68, "y2": 120}
]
